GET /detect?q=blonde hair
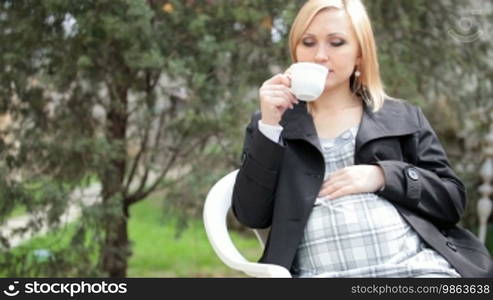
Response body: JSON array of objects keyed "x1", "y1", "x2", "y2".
[{"x1": 288, "y1": 0, "x2": 387, "y2": 112}]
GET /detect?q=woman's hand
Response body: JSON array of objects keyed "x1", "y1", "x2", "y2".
[
  {"x1": 318, "y1": 165, "x2": 385, "y2": 199},
  {"x1": 259, "y1": 73, "x2": 298, "y2": 126}
]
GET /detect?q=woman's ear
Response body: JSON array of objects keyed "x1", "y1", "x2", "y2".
[
  {"x1": 356, "y1": 56, "x2": 362, "y2": 66},
  {"x1": 356, "y1": 47, "x2": 362, "y2": 65}
]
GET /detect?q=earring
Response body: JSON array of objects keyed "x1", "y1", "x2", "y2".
[
  {"x1": 351, "y1": 68, "x2": 362, "y2": 93},
  {"x1": 352, "y1": 67, "x2": 370, "y2": 105},
  {"x1": 360, "y1": 86, "x2": 371, "y2": 105}
]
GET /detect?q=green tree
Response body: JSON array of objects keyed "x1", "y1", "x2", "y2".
[{"x1": 0, "y1": 0, "x2": 302, "y2": 276}]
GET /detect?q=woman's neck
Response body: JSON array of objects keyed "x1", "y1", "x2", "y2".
[{"x1": 310, "y1": 84, "x2": 362, "y2": 115}]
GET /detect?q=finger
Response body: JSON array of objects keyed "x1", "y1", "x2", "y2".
[
  {"x1": 320, "y1": 173, "x2": 346, "y2": 190},
  {"x1": 327, "y1": 185, "x2": 354, "y2": 200},
  {"x1": 284, "y1": 65, "x2": 293, "y2": 76},
  {"x1": 265, "y1": 84, "x2": 295, "y2": 96},
  {"x1": 265, "y1": 84, "x2": 292, "y2": 91},
  {"x1": 328, "y1": 168, "x2": 349, "y2": 179},
  {"x1": 262, "y1": 74, "x2": 284, "y2": 85},
  {"x1": 319, "y1": 179, "x2": 348, "y2": 197},
  {"x1": 263, "y1": 73, "x2": 291, "y2": 88},
  {"x1": 278, "y1": 73, "x2": 291, "y2": 87},
  {"x1": 324, "y1": 171, "x2": 350, "y2": 186},
  {"x1": 261, "y1": 88, "x2": 298, "y2": 106},
  {"x1": 271, "y1": 85, "x2": 298, "y2": 104},
  {"x1": 282, "y1": 70, "x2": 292, "y2": 87},
  {"x1": 268, "y1": 96, "x2": 294, "y2": 110},
  {"x1": 261, "y1": 90, "x2": 295, "y2": 105},
  {"x1": 265, "y1": 88, "x2": 295, "y2": 101},
  {"x1": 273, "y1": 88, "x2": 297, "y2": 105}
]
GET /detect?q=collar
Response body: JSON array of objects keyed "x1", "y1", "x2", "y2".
[{"x1": 280, "y1": 98, "x2": 420, "y2": 153}]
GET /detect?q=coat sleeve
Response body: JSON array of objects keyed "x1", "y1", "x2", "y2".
[
  {"x1": 375, "y1": 107, "x2": 466, "y2": 228},
  {"x1": 231, "y1": 112, "x2": 285, "y2": 229}
]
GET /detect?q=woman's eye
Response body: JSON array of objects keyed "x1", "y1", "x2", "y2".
[
  {"x1": 301, "y1": 38, "x2": 345, "y2": 47},
  {"x1": 302, "y1": 40, "x2": 315, "y2": 47},
  {"x1": 330, "y1": 40, "x2": 346, "y2": 47}
]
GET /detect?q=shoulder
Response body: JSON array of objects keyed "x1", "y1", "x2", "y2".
[
  {"x1": 380, "y1": 97, "x2": 420, "y2": 114},
  {"x1": 369, "y1": 97, "x2": 423, "y2": 133},
  {"x1": 381, "y1": 97, "x2": 425, "y2": 122},
  {"x1": 380, "y1": 97, "x2": 436, "y2": 132}
]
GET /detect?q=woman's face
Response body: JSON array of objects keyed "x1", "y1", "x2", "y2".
[{"x1": 295, "y1": 9, "x2": 361, "y2": 92}]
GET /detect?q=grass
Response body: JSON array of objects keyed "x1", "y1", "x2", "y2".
[
  {"x1": 7, "y1": 205, "x2": 27, "y2": 218},
  {"x1": 1, "y1": 194, "x2": 262, "y2": 277},
  {"x1": 126, "y1": 195, "x2": 262, "y2": 277}
]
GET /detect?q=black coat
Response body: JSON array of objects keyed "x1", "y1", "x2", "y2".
[{"x1": 232, "y1": 98, "x2": 493, "y2": 277}]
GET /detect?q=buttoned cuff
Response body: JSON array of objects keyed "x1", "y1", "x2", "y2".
[
  {"x1": 374, "y1": 160, "x2": 422, "y2": 208},
  {"x1": 258, "y1": 120, "x2": 283, "y2": 144}
]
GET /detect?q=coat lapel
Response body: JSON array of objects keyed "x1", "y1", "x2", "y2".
[
  {"x1": 355, "y1": 99, "x2": 420, "y2": 153},
  {"x1": 280, "y1": 98, "x2": 420, "y2": 153},
  {"x1": 280, "y1": 102, "x2": 322, "y2": 154}
]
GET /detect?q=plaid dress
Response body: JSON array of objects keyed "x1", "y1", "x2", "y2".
[{"x1": 291, "y1": 125, "x2": 461, "y2": 278}]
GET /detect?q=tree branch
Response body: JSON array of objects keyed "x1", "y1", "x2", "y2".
[
  {"x1": 123, "y1": 122, "x2": 150, "y2": 197},
  {"x1": 128, "y1": 133, "x2": 212, "y2": 204},
  {"x1": 124, "y1": 138, "x2": 182, "y2": 206}
]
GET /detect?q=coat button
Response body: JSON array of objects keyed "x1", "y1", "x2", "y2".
[
  {"x1": 406, "y1": 167, "x2": 419, "y2": 181},
  {"x1": 446, "y1": 241, "x2": 457, "y2": 252}
]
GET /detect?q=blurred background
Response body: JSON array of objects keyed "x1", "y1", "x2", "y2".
[{"x1": 0, "y1": 0, "x2": 492, "y2": 277}]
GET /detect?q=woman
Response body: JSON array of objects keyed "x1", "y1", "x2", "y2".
[{"x1": 232, "y1": 0, "x2": 493, "y2": 277}]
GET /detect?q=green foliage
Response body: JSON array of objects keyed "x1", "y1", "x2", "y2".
[
  {"x1": 0, "y1": 194, "x2": 261, "y2": 277},
  {"x1": 0, "y1": 0, "x2": 299, "y2": 276}
]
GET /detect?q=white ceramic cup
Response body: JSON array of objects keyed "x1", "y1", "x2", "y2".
[{"x1": 289, "y1": 62, "x2": 329, "y2": 102}]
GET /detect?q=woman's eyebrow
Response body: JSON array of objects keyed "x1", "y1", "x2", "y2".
[
  {"x1": 303, "y1": 32, "x2": 347, "y2": 37},
  {"x1": 328, "y1": 32, "x2": 346, "y2": 37}
]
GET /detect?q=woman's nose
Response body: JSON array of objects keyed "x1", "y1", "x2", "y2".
[{"x1": 314, "y1": 45, "x2": 329, "y2": 62}]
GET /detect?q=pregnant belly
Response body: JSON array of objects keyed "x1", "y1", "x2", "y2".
[{"x1": 296, "y1": 193, "x2": 414, "y2": 271}]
